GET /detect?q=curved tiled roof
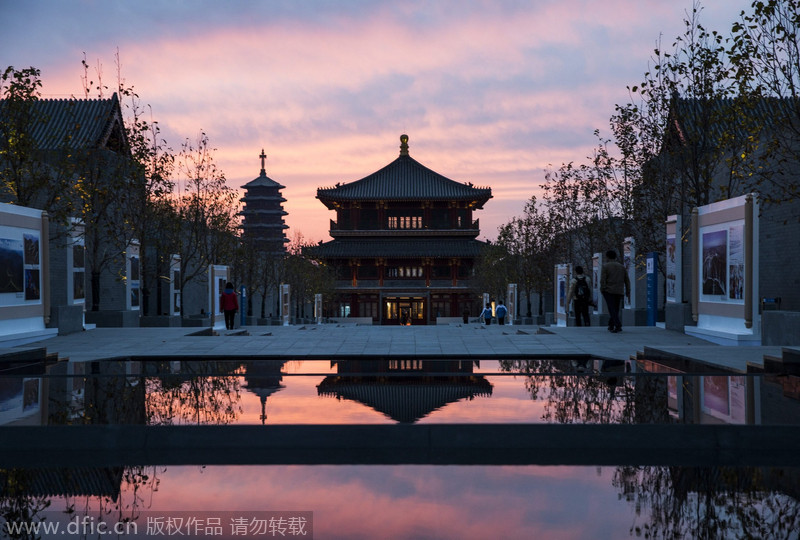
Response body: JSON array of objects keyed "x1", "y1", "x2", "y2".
[
  {"x1": 0, "y1": 93, "x2": 126, "y2": 150},
  {"x1": 317, "y1": 135, "x2": 492, "y2": 206},
  {"x1": 308, "y1": 237, "x2": 488, "y2": 259},
  {"x1": 242, "y1": 170, "x2": 285, "y2": 190}
]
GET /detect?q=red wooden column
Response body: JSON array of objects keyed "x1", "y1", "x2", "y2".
[
  {"x1": 351, "y1": 203, "x2": 360, "y2": 230},
  {"x1": 350, "y1": 258, "x2": 358, "y2": 287},
  {"x1": 450, "y1": 293, "x2": 459, "y2": 316},
  {"x1": 424, "y1": 258, "x2": 431, "y2": 288}
]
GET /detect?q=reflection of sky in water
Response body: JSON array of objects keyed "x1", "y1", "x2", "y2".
[
  {"x1": 8, "y1": 360, "x2": 797, "y2": 427},
  {"x1": 35, "y1": 463, "x2": 800, "y2": 539},
  {"x1": 44, "y1": 464, "x2": 626, "y2": 540},
  {"x1": 242, "y1": 372, "x2": 540, "y2": 425},
  {"x1": 20, "y1": 358, "x2": 773, "y2": 426},
  {"x1": 236, "y1": 361, "x2": 596, "y2": 425}
]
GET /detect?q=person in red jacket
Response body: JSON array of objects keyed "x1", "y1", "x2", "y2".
[{"x1": 220, "y1": 282, "x2": 239, "y2": 330}]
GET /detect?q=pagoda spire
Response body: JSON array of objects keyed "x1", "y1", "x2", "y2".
[{"x1": 259, "y1": 149, "x2": 267, "y2": 174}]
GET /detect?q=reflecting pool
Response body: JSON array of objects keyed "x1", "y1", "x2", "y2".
[
  {"x1": 1, "y1": 356, "x2": 799, "y2": 539},
  {"x1": 4, "y1": 464, "x2": 800, "y2": 539},
  {"x1": 4, "y1": 357, "x2": 798, "y2": 426}
]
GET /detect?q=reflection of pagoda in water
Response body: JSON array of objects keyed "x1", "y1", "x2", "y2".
[
  {"x1": 317, "y1": 359, "x2": 492, "y2": 423},
  {"x1": 242, "y1": 361, "x2": 285, "y2": 424}
]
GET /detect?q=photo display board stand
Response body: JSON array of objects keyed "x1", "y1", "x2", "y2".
[
  {"x1": 622, "y1": 237, "x2": 647, "y2": 327},
  {"x1": 590, "y1": 253, "x2": 610, "y2": 328},
  {"x1": 0, "y1": 203, "x2": 55, "y2": 344},
  {"x1": 315, "y1": 293, "x2": 323, "y2": 325},
  {"x1": 665, "y1": 214, "x2": 693, "y2": 331},
  {"x1": 506, "y1": 283, "x2": 517, "y2": 326},
  {"x1": 687, "y1": 193, "x2": 760, "y2": 345},
  {"x1": 554, "y1": 264, "x2": 571, "y2": 327},
  {"x1": 210, "y1": 265, "x2": 229, "y2": 330},
  {"x1": 281, "y1": 284, "x2": 291, "y2": 326}
]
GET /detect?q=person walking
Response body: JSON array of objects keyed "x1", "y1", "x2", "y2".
[
  {"x1": 600, "y1": 250, "x2": 630, "y2": 333},
  {"x1": 481, "y1": 302, "x2": 493, "y2": 325},
  {"x1": 495, "y1": 300, "x2": 508, "y2": 325},
  {"x1": 566, "y1": 266, "x2": 592, "y2": 326},
  {"x1": 220, "y1": 282, "x2": 239, "y2": 330}
]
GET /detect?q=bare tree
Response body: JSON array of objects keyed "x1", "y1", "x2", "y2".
[
  {"x1": 116, "y1": 66, "x2": 175, "y2": 315},
  {"x1": 495, "y1": 196, "x2": 558, "y2": 317},
  {"x1": 628, "y1": 2, "x2": 749, "y2": 212},
  {"x1": 472, "y1": 241, "x2": 513, "y2": 306},
  {"x1": 0, "y1": 66, "x2": 77, "y2": 220},
  {"x1": 172, "y1": 132, "x2": 238, "y2": 316},
  {"x1": 730, "y1": 0, "x2": 800, "y2": 203},
  {"x1": 290, "y1": 232, "x2": 335, "y2": 321}
]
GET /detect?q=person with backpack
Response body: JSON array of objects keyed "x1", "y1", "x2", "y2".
[
  {"x1": 495, "y1": 300, "x2": 508, "y2": 325},
  {"x1": 480, "y1": 302, "x2": 493, "y2": 325},
  {"x1": 566, "y1": 266, "x2": 592, "y2": 327}
]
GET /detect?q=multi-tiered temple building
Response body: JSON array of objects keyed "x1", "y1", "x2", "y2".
[
  {"x1": 239, "y1": 150, "x2": 289, "y2": 320},
  {"x1": 240, "y1": 150, "x2": 289, "y2": 255},
  {"x1": 312, "y1": 135, "x2": 492, "y2": 325}
]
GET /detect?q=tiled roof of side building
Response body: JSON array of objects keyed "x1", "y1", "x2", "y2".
[
  {"x1": 307, "y1": 237, "x2": 488, "y2": 259},
  {"x1": 0, "y1": 93, "x2": 126, "y2": 150},
  {"x1": 317, "y1": 134, "x2": 492, "y2": 207}
]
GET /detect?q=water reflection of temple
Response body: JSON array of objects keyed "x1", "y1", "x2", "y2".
[
  {"x1": 242, "y1": 361, "x2": 285, "y2": 424},
  {"x1": 317, "y1": 359, "x2": 492, "y2": 423}
]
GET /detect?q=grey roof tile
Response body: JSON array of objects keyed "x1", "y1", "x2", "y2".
[
  {"x1": 317, "y1": 138, "x2": 491, "y2": 205},
  {"x1": 242, "y1": 170, "x2": 285, "y2": 189},
  {"x1": 0, "y1": 93, "x2": 125, "y2": 150}
]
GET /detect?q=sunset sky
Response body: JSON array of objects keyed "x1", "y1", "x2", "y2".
[{"x1": 2, "y1": 0, "x2": 751, "y2": 243}]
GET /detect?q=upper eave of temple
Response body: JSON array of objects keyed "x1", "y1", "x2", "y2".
[{"x1": 316, "y1": 134, "x2": 492, "y2": 209}]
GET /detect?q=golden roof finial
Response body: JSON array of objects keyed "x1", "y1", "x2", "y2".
[{"x1": 399, "y1": 134, "x2": 409, "y2": 156}]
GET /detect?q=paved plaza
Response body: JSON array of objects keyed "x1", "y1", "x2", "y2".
[{"x1": 2, "y1": 322, "x2": 793, "y2": 372}]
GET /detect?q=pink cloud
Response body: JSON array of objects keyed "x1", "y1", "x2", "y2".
[
  {"x1": 107, "y1": 463, "x2": 624, "y2": 539},
  {"x1": 20, "y1": 0, "x2": 751, "y2": 242}
]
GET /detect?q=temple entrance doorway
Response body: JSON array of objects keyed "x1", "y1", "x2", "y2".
[{"x1": 383, "y1": 297, "x2": 426, "y2": 325}]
